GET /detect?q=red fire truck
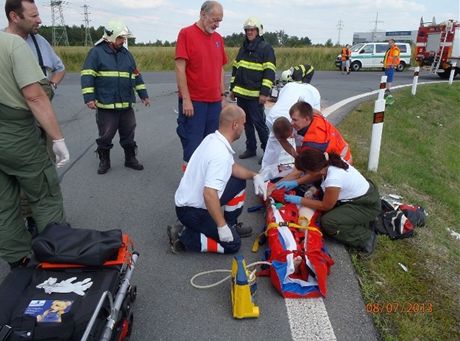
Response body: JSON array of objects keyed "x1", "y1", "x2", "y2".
[{"x1": 415, "y1": 17, "x2": 460, "y2": 78}]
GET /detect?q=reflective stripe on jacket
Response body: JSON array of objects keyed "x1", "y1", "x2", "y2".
[
  {"x1": 301, "y1": 113, "x2": 352, "y2": 162},
  {"x1": 384, "y1": 45, "x2": 400, "y2": 68},
  {"x1": 230, "y1": 36, "x2": 276, "y2": 99},
  {"x1": 80, "y1": 41, "x2": 148, "y2": 109}
]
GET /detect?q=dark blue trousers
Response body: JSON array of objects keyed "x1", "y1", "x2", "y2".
[
  {"x1": 175, "y1": 176, "x2": 246, "y2": 254},
  {"x1": 237, "y1": 97, "x2": 269, "y2": 153},
  {"x1": 176, "y1": 99, "x2": 221, "y2": 162}
]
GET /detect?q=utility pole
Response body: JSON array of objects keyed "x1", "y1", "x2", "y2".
[
  {"x1": 82, "y1": 3, "x2": 92, "y2": 46},
  {"x1": 337, "y1": 19, "x2": 344, "y2": 45},
  {"x1": 50, "y1": 0, "x2": 69, "y2": 46},
  {"x1": 371, "y1": 12, "x2": 384, "y2": 41}
]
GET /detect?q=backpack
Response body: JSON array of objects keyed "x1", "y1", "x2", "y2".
[{"x1": 375, "y1": 200, "x2": 427, "y2": 239}]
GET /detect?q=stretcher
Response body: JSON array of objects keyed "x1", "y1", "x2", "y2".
[
  {"x1": 0, "y1": 228, "x2": 138, "y2": 341},
  {"x1": 257, "y1": 182, "x2": 334, "y2": 298}
]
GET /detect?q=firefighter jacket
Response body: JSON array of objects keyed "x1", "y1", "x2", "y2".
[
  {"x1": 384, "y1": 45, "x2": 400, "y2": 68},
  {"x1": 230, "y1": 36, "x2": 276, "y2": 99},
  {"x1": 81, "y1": 41, "x2": 148, "y2": 110},
  {"x1": 341, "y1": 47, "x2": 351, "y2": 61},
  {"x1": 300, "y1": 113, "x2": 352, "y2": 162}
]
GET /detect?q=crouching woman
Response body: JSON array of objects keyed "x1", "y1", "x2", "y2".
[{"x1": 285, "y1": 149, "x2": 380, "y2": 253}]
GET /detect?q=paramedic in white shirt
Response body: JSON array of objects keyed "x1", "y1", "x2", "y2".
[
  {"x1": 261, "y1": 69, "x2": 321, "y2": 169},
  {"x1": 169, "y1": 105, "x2": 267, "y2": 254},
  {"x1": 284, "y1": 149, "x2": 381, "y2": 254}
]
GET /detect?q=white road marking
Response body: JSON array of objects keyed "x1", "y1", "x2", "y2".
[
  {"x1": 286, "y1": 298, "x2": 337, "y2": 341},
  {"x1": 322, "y1": 80, "x2": 448, "y2": 117}
]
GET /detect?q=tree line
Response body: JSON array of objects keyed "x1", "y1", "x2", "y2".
[{"x1": 38, "y1": 25, "x2": 338, "y2": 47}]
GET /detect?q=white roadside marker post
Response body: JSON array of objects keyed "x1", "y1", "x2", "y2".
[
  {"x1": 449, "y1": 62, "x2": 457, "y2": 85},
  {"x1": 412, "y1": 66, "x2": 420, "y2": 95},
  {"x1": 368, "y1": 76, "x2": 387, "y2": 172}
]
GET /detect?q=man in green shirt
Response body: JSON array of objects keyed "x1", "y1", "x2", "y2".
[{"x1": 0, "y1": 31, "x2": 69, "y2": 268}]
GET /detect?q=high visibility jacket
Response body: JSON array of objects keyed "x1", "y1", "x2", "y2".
[
  {"x1": 383, "y1": 45, "x2": 400, "y2": 68},
  {"x1": 291, "y1": 64, "x2": 314, "y2": 82},
  {"x1": 341, "y1": 47, "x2": 351, "y2": 61},
  {"x1": 230, "y1": 36, "x2": 276, "y2": 99},
  {"x1": 81, "y1": 41, "x2": 148, "y2": 110},
  {"x1": 300, "y1": 113, "x2": 352, "y2": 162}
]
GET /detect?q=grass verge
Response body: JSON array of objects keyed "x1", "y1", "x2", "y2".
[
  {"x1": 338, "y1": 83, "x2": 460, "y2": 340},
  {"x1": 55, "y1": 46, "x2": 341, "y2": 72}
]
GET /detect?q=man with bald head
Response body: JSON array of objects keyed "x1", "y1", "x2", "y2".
[
  {"x1": 175, "y1": 1, "x2": 227, "y2": 171},
  {"x1": 170, "y1": 105, "x2": 267, "y2": 254}
]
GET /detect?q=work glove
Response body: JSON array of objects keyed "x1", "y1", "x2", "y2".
[
  {"x1": 52, "y1": 138, "x2": 70, "y2": 168},
  {"x1": 217, "y1": 224, "x2": 234, "y2": 243},
  {"x1": 284, "y1": 194, "x2": 303, "y2": 205},
  {"x1": 275, "y1": 180, "x2": 298, "y2": 190},
  {"x1": 253, "y1": 174, "x2": 268, "y2": 200}
]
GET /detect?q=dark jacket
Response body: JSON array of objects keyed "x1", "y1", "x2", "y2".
[
  {"x1": 81, "y1": 41, "x2": 148, "y2": 109},
  {"x1": 230, "y1": 36, "x2": 276, "y2": 99}
]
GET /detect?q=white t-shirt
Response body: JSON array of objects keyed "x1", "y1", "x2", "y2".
[
  {"x1": 175, "y1": 131, "x2": 235, "y2": 209},
  {"x1": 321, "y1": 164, "x2": 369, "y2": 201},
  {"x1": 266, "y1": 82, "x2": 321, "y2": 130}
]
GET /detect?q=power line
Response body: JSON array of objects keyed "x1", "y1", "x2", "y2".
[
  {"x1": 82, "y1": 3, "x2": 92, "y2": 46},
  {"x1": 50, "y1": 0, "x2": 69, "y2": 46},
  {"x1": 337, "y1": 19, "x2": 344, "y2": 44},
  {"x1": 370, "y1": 12, "x2": 384, "y2": 41}
]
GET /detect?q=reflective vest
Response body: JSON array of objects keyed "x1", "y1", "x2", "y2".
[
  {"x1": 81, "y1": 41, "x2": 148, "y2": 109},
  {"x1": 384, "y1": 45, "x2": 400, "y2": 68},
  {"x1": 341, "y1": 47, "x2": 351, "y2": 61},
  {"x1": 300, "y1": 114, "x2": 352, "y2": 162}
]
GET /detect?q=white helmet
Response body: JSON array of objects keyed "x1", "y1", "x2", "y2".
[
  {"x1": 103, "y1": 20, "x2": 134, "y2": 43},
  {"x1": 280, "y1": 69, "x2": 293, "y2": 83},
  {"x1": 243, "y1": 16, "x2": 264, "y2": 36}
]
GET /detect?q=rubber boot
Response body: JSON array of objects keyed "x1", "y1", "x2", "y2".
[
  {"x1": 124, "y1": 145, "x2": 144, "y2": 170},
  {"x1": 97, "y1": 148, "x2": 111, "y2": 174}
]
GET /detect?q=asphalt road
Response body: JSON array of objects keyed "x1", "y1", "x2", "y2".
[{"x1": 0, "y1": 69, "x2": 443, "y2": 341}]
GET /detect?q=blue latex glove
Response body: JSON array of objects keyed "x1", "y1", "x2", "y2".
[
  {"x1": 284, "y1": 194, "x2": 302, "y2": 205},
  {"x1": 275, "y1": 180, "x2": 298, "y2": 190}
]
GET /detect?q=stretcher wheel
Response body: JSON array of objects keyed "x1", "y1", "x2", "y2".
[{"x1": 128, "y1": 285, "x2": 137, "y2": 303}]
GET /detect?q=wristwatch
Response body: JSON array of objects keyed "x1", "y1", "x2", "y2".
[{"x1": 50, "y1": 81, "x2": 57, "y2": 89}]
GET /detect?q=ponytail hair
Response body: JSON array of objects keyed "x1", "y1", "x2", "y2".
[{"x1": 295, "y1": 149, "x2": 349, "y2": 172}]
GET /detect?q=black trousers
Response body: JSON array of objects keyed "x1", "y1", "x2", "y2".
[
  {"x1": 96, "y1": 108, "x2": 137, "y2": 150},
  {"x1": 237, "y1": 97, "x2": 269, "y2": 152}
]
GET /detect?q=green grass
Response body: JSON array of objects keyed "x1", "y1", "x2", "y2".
[
  {"x1": 339, "y1": 83, "x2": 460, "y2": 341},
  {"x1": 55, "y1": 46, "x2": 341, "y2": 72}
]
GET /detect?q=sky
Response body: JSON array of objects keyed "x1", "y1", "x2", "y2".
[{"x1": 2, "y1": 0, "x2": 459, "y2": 44}]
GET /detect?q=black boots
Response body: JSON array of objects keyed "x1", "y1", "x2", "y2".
[
  {"x1": 97, "y1": 148, "x2": 111, "y2": 174},
  {"x1": 124, "y1": 145, "x2": 144, "y2": 171},
  {"x1": 97, "y1": 146, "x2": 143, "y2": 173}
]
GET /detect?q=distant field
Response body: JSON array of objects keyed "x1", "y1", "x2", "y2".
[{"x1": 55, "y1": 46, "x2": 341, "y2": 72}]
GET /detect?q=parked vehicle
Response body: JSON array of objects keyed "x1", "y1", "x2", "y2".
[
  {"x1": 415, "y1": 17, "x2": 460, "y2": 79},
  {"x1": 335, "y1": 42, "x2": 411, "y2": 72}
]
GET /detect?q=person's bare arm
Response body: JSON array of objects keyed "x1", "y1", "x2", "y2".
[
  {"x1": 232, "y1": 163, "x2": 257, "y2": 180},
  {"x1": 50, "y1": 70, "x2": 65, "y2": 88},
  {"x1": 22, "y1": 82, "x2": 63, "y2": 140},
  {"x1": 203, "y1": 187, "x2": 226, "y2": 227},
  {"x1": 175, "y1": 58, "x2": 194, "y2": 117}
]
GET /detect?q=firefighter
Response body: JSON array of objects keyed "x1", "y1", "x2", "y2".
[
  {"x1": 341, "y1": 44, "x2": 351, "y2": 75},
  {"x1": 281, "y1": 64, "x2": 315, "y2": 84},
  {"x1": 383, "y1": 39, "x2": 400, "y2": 103},
  {"x1": 230, "y1": 16, "x2": 276, "y2": 161},
  {"x1": 81, "y1": 20, "x2": 150, "y2": 175}
]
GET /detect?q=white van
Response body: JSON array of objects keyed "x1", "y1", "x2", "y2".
[{"x1": 335, "y1": 42, "x2": 412, "y2": 72}]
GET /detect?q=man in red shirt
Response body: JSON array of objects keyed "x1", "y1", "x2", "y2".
[{"x1": 175, "y1": 1, "x2": 227, "y2": 169}]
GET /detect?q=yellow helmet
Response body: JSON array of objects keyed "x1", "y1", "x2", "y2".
[
  {"x1": 103, "y1": 20, "x2": 134, "y2": 43},
  {"x1": 243, "y1": 16, "x2": 264, "y2": 36}
]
